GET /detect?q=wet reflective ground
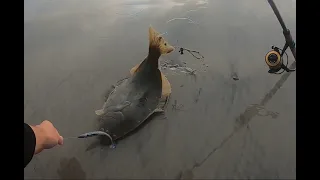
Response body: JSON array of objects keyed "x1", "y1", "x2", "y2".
[{"x1": 24, "y1": 0, "x2": 296, "y2": 179}]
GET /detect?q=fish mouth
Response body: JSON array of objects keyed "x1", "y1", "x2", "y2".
[{"x1": 167, "y1": 46, "x2": 175, "y2": 54}]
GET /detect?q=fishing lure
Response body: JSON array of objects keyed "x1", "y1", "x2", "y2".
[{"x1": 77, "y1": 131, "x2": 116, "y2": 149}]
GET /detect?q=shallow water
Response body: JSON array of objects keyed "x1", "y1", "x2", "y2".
[{"x1": 24, "y1": 0, "x2": 296, "y2": 179}]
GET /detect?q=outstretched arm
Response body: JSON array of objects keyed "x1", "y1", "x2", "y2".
[{"x1": 24, "y1": 120, "x2": 64, "y2": 168}]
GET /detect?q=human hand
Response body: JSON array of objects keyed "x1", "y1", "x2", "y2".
[{"x1": 30, "y1": 120, "x2": 64, "y2": 154}]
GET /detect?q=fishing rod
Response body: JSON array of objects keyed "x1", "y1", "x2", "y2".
[{"x1": 265, "y1": 0, "x2": 296, "y2": 74}]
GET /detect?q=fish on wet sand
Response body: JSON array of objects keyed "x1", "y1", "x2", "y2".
[{"x1": 95, "y1": 26, "x2": 175, "y2": 144}]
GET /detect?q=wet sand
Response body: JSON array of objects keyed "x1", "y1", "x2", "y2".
[{"x1": 24, "y1": 0, "x2": 296, "y2": 179}]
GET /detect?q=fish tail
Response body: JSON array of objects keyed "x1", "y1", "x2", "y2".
[{"x1": 148, "y1": 26, "x2": 174, "y2": 55}]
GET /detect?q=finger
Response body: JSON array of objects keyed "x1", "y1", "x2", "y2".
[
  {"x1": 54, "y1": 128, "x2": 63, "y2": 145},
  {"x1": 58, "y1": 136, "x2": 64, "y2": 145},
  {"x1": 54, "y1": 126, "x2": 62, "y2": 137}
]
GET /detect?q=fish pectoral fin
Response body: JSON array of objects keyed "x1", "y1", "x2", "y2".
[
  {"x1": 95, "y1": 109, "x2": 105, "y2": 116},
  {"x1": 105, "y1": 111, "x2": 125, "y2": 121},
  {"x1": 120, "y1": 101, "x2": 131, "y2": 109},
  {"x1": 106, "y1": 101, "x2": 131, "y2": 112},
  {"x1": 97, "y1": 101, "x2": 129, "y2": 118}
]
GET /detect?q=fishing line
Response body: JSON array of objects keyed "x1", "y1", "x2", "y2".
[{"x1": 176, "y1": 46, "x2": 204, "y2": 60}]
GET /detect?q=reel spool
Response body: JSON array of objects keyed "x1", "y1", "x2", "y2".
[
  {"x1": 265, "y1": 46, "x2": 295, "y2": 74},
  {"x1": 265, "y1": 46, "x2": 282, "y2": 73}
]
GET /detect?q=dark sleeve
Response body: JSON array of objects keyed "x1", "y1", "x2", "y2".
[{"x1": 24, "y1": 123, "x2": 36, "y2": 168}]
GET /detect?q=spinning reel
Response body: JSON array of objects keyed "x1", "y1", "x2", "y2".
[
  {"x1": 265, "y1": 0, "x2": 296, "y2": 74},
  {"x1": 265, "y1": 45, "x2": 295, "y2": 74}
]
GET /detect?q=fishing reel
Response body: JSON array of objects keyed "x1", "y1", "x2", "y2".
[{"x1": 265, "y1": 45, "x2": 295, "y2": 74}]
